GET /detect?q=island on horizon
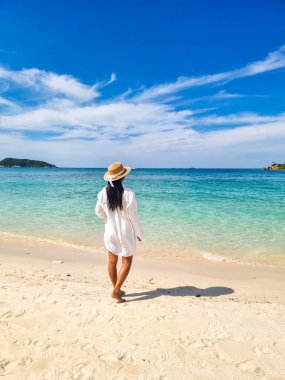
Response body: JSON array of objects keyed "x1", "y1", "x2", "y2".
[
  {"x1": 262, "y1": 162, "x2": 285, "y2": 171},
  {"x1": 0, "y1": 158, "x2": 57, "y2": 168}
]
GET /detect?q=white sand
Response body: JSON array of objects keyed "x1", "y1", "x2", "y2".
[{"x1": 1, "y1": 239, "x2": 285, "y2": 379}]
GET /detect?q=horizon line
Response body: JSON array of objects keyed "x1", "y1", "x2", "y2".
[{"x1": 0, "y1": 166, "x2": 268, "y2": 170}]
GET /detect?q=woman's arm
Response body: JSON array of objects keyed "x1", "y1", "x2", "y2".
[
  {"x1": 127, "y1": 192, "x2": 144, "y2": 241},
  {"x1": 95, "y1": 194, "x2": 107, "y2": 222}
]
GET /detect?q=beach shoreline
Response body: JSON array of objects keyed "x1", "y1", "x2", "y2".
[
  {"x1": 1, "y1": 168, "x2": 285, "y2": 268},
  {"x1": 1, "y1": 240, "x2": 285, "y2": 379},
  {"x1": 1, "y1": 231, "x2": 285, "y2": 270}
]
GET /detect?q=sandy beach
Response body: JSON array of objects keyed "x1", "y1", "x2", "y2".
[{"x1": 0, "y1": 240, "x2": 285, "y2": 379}]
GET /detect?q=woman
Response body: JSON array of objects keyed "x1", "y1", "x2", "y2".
[{"x1": 95, "y1": 162, "x2": 144, "y2": 303}]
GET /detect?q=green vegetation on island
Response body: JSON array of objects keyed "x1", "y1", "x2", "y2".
[
  {"x1": 0, "y1": 158, "x2": 57, "y2": 168},
  {"x1": 263, "y1": 162, "x2": 285, "y2": 171}
]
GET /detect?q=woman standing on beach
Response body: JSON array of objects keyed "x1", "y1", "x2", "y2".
[{"x1": 95, "y1": 162, "x2": 144, "y2": 303}]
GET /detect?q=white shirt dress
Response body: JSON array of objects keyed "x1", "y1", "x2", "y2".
[{"x1": 95, "y1": 186, "x2": 144, "y2": 257}]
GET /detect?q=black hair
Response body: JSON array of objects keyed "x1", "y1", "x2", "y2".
[{"x1": 106, "y1": 178, "x2": 124, "y2": 211}]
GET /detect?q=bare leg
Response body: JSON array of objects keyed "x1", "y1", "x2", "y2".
[
  {"x1": 108, "y1": 251, "x2": 118, "y2": 287},
  {"x1": 112, "y1": 256, "x2": 133, "y2": 303}
]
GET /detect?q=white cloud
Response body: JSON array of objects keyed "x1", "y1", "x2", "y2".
[
  {"x1": 211, "y1": 90, "x2": 245, "y2": 99},
  {"x1": 172, "y1": 90, "x2": 245, "y2": 107},
  {"x1": 132, "y1": 45, "x2": 285, "y2": 102},
  {"x1": 0, "y1": 101, "x2": 193, "y2": 139},
  {"x1": 0, "y1": 45, "x2": 285, "y2": 167},
  {"x1": 188, "y1": 113, "x2": 285, "y2": 127},
  {"x1": 1, "y1": 117, "x2": 284, "y2": 168},
  {"x1": 0, "y1": 66, "x2": 116, "y2": 102},
  {"x1": 0, "y1": 96, "x2": 20, "y2": 111}
]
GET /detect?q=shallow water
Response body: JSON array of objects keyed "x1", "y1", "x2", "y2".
[{"x1": 0, "y1": 168, "x2": 284, "y2": 265}]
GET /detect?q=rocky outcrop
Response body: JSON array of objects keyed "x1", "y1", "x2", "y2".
[{"x1": 263, "y1": 163, "x2": 285, "y2": 171}]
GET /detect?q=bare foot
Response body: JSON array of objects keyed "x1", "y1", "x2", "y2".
[
  {"x1": 111, "y1": 290, "x2": 126, "y2": 303},
  {"x1": 112, "y1": 289, "x2": 125, "y2": 296}
]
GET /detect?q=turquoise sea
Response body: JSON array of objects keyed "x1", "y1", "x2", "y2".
[{"x1": 0, "y1": 168, "x2": 284, "y2": 266}]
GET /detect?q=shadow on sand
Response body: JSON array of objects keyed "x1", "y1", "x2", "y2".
[{"x1": 124, "y1": 286, "x2": 234, "y2": 302}]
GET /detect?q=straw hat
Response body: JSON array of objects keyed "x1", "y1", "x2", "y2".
[{"x1": 104, "y1": 162, "x2": 131, "y2": 187}]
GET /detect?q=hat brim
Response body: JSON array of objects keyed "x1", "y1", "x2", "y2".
[{"x1": 103, "y1": 166, "x2": 131, "y2": 182}]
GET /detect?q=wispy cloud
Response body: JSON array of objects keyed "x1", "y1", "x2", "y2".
[
  {"x1": 172, "y1": 90, "x2": 245, "y2": 107},
  {"x1": 0, "y1": 45, "x2": 285, "y2": 167},
  {"x1": 0, "y1": 96, "x2": 21, "y2": 113},
  {"x1": 132, "y1": 45, "x2": 285, "y2": 102},
  {"x1": 0, "y1": 101, "x2": 193, "y2": 138},
  {"x1": 0, "y1": 66, "x2": 116, "y2": 102},
  {"x1": 187, "y1": 112, "x2": 285, "y2": 127},
  {"x1": 210, "y1": 90, "x2": 245, "y2": 99}
]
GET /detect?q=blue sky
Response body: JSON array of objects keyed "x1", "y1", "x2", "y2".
[{"x1": 0, "y1": 0, "x2": 285, "y2": 167}]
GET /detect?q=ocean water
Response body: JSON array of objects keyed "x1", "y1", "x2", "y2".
[{"x1": 0, "y1": 168, "x2": 284, "y2": 266}]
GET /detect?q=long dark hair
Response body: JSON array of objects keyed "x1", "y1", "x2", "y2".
[{"x1": 106, "y1": 178, "x2": 124, "y2": 211}]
